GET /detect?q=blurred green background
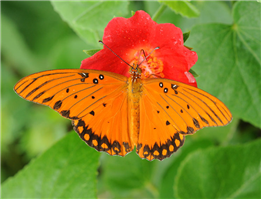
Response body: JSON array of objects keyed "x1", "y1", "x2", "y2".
[{"x1": 1, "y1": 1, "x2": 260, "y2": 199}]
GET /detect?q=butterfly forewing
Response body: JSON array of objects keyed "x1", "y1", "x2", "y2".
[
  {"x1": 14, "y1": 69, "x2": 133, "y2": 157},
  {"x1": 137, "y1": 78, "x2": 232, "y2": 160}
]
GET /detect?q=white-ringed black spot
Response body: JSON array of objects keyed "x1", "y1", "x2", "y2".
[
  {"x1": 93, "y1": 78, "x2": 98, "y2": 84},
  {"x1": 166, "y1": 121, "x2": 170, "y2": 126},
  {"x1": 164, "y1": 88, "x2": 168, "y2": 93},
  {"x1": 159, "y1": 82, "x2": 163, "y2": 88},
  {"x1": 66, "y1": 88, "x2": 69, "y2": 93},
  {"x1": 90, "y1": 110, "x2": 95, "y2": 116},
  {"x1": 99, "y1": 74, "x2": 104, "y2": 80}
]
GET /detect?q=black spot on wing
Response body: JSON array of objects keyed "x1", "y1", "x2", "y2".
[
  {"x1": 93, "y1": 78, "x2": 98, "y2": 84},
  {"x1": 53, "y1": 100, "x2": 62, "y2": 110},
  {"x1": 123, "y1": 142, "x2": 131, "y2": 153},
  {"x1": 138, "y1": 132, "x2": 185, "y2": 160},
  {"x1": 99, "y1": 74, "x2": 104, "y2": 80},
  {"x1": 90, "y1": 110, "x2": 95, "y2": 116},
  {"x1": 112, "y1": 141, "x2": 121, "y2": 154},
  {"x1": 43, "y1": 95, "x2": 54, "y2": 103},
  {"x1": 78, "y1": 72, "x2": 89, "y2": 82},
  {"x1": 143, "y1": 145, "x2": 150, "y2": 159},
  {"x1": 187, "y1": 126, "x2": 194, "y2": 134},
  {"x1": 193, "y1": 118, "x2": 200, "y2": 128},
  {"x1": 61, "y1": 110, "x2": 79, "y2": 120}
]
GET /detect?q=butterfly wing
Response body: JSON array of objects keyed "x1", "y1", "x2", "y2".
[
  {"x1": 14, "y1": 69, "x2": 133, "y2": 156},
  {"x1": 137, "y1": 78, "x2": 232, "y2": 161}
]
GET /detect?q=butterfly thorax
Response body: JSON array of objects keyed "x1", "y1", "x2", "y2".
[{"x1": 128, "y1": 65, "x2": 143, "y2": 147}]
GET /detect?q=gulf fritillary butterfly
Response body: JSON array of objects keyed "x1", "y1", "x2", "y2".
[{"x1": 14, "y1": 64, "x2": 232, "y2": 161}]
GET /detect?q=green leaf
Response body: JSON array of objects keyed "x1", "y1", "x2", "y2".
[
  {"x1": 48, "y1": 36, "x2": 90, "y2": 69},
  {"x1": 159, "y1": 138, "x2": 215, "y2": 198},
  {"x1": 1, "y1": 14, "x2": 38, "y2": 76},
  {"x1": 100, "y1": 151, "x2": 160, "y2": 198},
  {"x1": 51, "y1": 1, "x2": 129, "y2": 47},
  {"x1": 183, "y1": 31, "x2": 190, "y2": 43},
  {"x1": 83, "y1": 49, "x2": 102, "y2": 57},
  {"x1": 186, "y1": 1, "x2": 261, "y2": 128},
  {"x1": 159, "y1": 0, "x2": 200, "y2": 18},
  {"x1": 189, "y1": 68, "x2": 199, "y2": 78},
  {"x1": 1, "y1": 132, "x2": 100, "y2": 198},
  {"x1": 175, "y1": 139, "x2": 261, "y2": 199},
  {"x1": 145, "y1": 1, "x2": 232, "y2": 32}
]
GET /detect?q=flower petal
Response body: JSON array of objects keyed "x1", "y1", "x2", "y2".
[{"x1": 81, "y1": 10, "x2": 198, "y2": 87}]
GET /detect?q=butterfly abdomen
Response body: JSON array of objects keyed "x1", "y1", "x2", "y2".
[{"x1": 127, "y1": 77, "x2": 143, "y2": 147}]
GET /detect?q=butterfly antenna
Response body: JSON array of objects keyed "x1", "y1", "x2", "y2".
[
  {"x1": 137, "y1": 46, "x2": 160, "y2": 67},
  {"x1": 99, "y1": 40, "x2": 132, "y2": 67}
]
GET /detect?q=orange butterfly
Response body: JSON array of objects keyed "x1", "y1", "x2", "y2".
[{"x1": 14, "y1": 64, "x2": 232, "y2": 161}]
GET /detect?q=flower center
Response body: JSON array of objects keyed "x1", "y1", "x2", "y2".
[{"x1": 130, "y1": 50, "x2": 164, "y2": 79}]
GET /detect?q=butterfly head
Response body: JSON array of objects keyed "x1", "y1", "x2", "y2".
[
  {"x1": 129, "y1": 63, "x2": 142, "y2": 79},
  {"x1": 129, "y1": 47, "x2": 161, "y2": 79}
]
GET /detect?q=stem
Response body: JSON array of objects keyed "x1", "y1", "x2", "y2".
[{"x1": 152, "y1": 4, "x2": 167, "y2": 22}]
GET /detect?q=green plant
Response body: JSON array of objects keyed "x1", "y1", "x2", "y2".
[{"x1": 1, "y1": 1, "x2": 260, "y2": 198}]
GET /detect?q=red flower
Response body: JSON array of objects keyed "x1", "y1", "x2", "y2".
[{"x1": 81, "y1": 10, "x2": 198, "y2": 87}]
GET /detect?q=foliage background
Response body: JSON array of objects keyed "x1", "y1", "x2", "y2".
[{"x1": 1, "y1": 1, "x2": 260, "y2": 198}]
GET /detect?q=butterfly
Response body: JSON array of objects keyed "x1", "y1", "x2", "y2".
[{"x1": 14, "y1": 65, "x2": 232, "y2": 161}]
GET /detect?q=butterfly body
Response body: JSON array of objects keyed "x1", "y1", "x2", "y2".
[
  {"x1": 127, "y1": 66, "x2": 143, "y2": 148},
  {"x1": 14, "y1": 67, "x2": 232, "y2": 161}
]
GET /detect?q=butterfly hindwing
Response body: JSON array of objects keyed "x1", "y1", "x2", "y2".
[
  {"x1": 14, "y1": 69, "x2": 133, "y2": 157},
  {"x1": 137, "y1": 78, "x2": 232, "y2": 160}
]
